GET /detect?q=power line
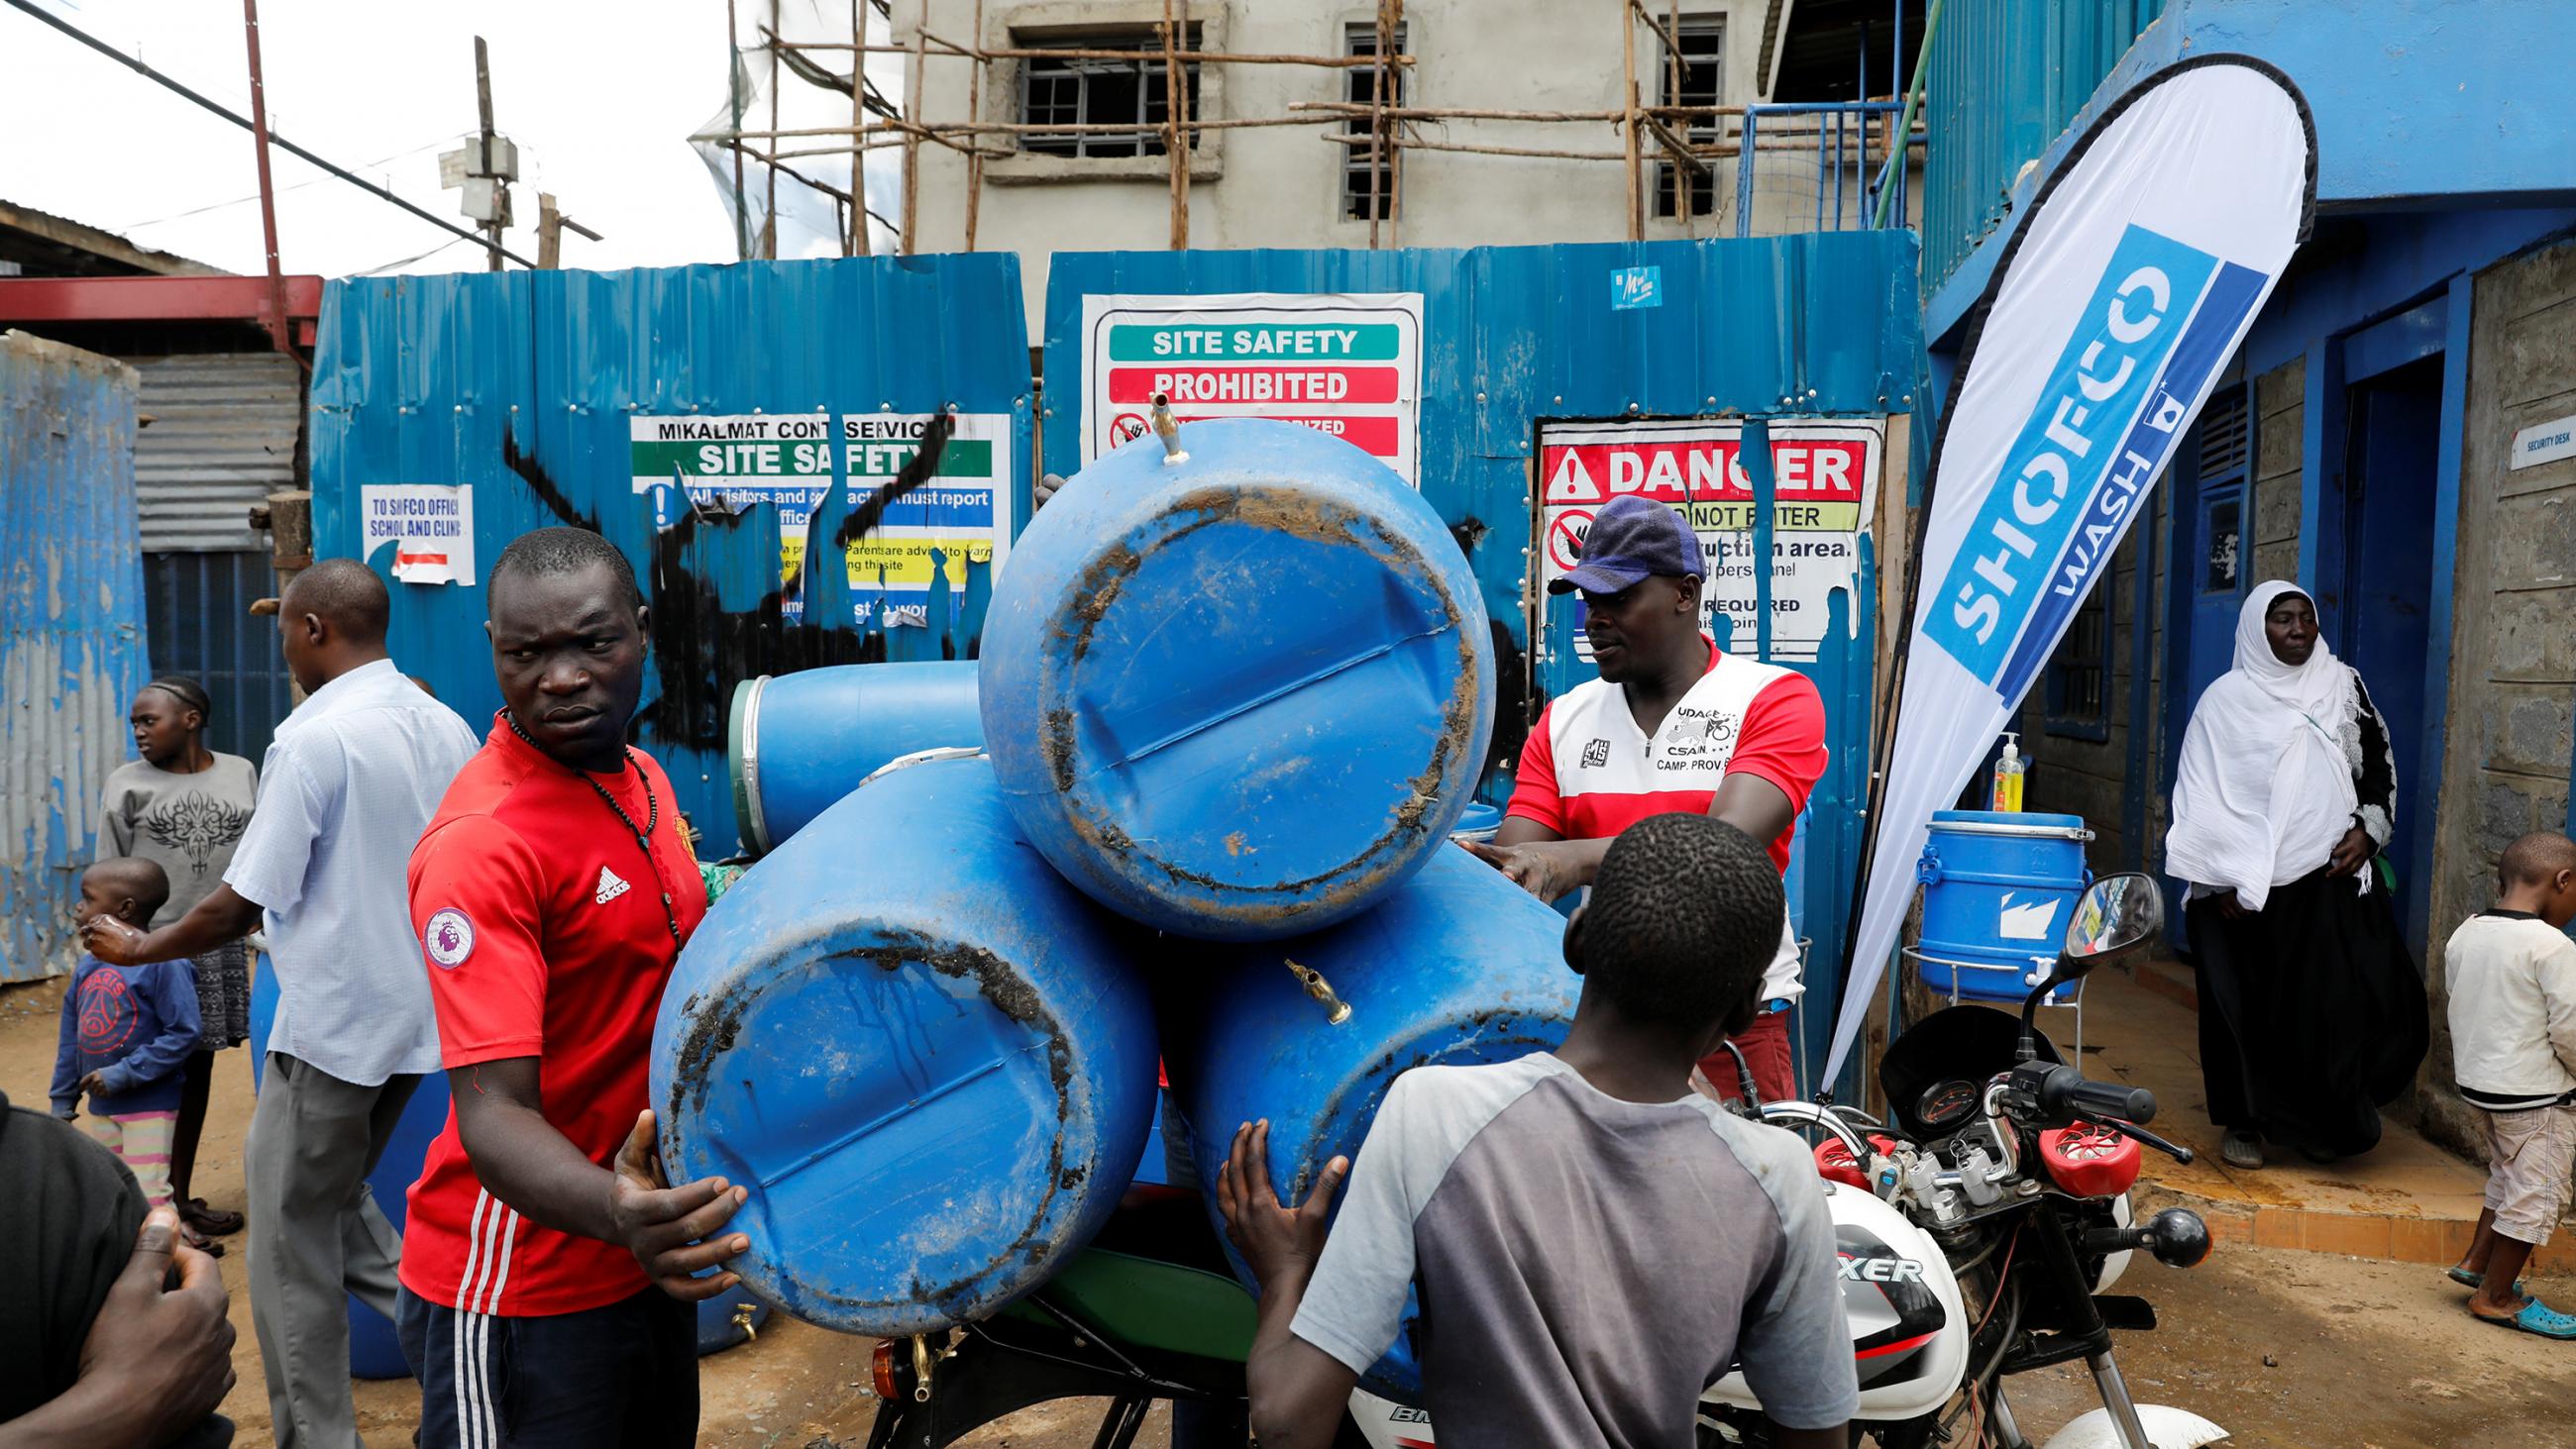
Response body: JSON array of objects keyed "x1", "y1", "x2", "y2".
[
  {"x1": 119, "y1": 134, "x2": 464, "y2": 231},
  {"x1": 3, "y1": 0, "x2": 537, "y2": 266},
  {"x1": 355, "y1": 233, "x2": 475, "y2": 276}
]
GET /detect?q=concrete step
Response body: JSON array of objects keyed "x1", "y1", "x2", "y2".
[{"x1": 2067, "y1": 966, "x2": 2576, "y2": 1272}]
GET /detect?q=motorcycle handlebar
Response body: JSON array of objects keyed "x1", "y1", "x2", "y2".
[{"x1": 2037, "y1": 1064, "x2": 2158, "y2": 1127}]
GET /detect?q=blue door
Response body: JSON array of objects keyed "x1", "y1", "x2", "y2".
[{"x1": 2330, "y1": 355, "x2": 2442, "y2": 952}]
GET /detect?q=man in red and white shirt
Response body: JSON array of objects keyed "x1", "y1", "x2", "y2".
[
  {"x1": 397, "y1": 529, "x2": 747, "y2": 1449},
  {"x1": 1470, "y1": 494, "x2": 1828, "y2": 1103}
]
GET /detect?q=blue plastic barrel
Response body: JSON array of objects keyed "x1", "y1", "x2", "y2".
[
  {"x1": 696, "y1": 1292, "x2": 772, "y2": 1355},
  {"x1": 1160, "y1": 845, "x2": 1579, "y2": 1401},
  {"x1": 729, "y1": 661, "x2": 984, "y2": 856},
  {"x1": 250, "y1": 954, "x2": 446, "y2": 1380},
  {"x1": 652, "y1": 753, "x2": 1159, "y2": 1335},
  {"x1": 978, "y1": 419, "x2": 1494, "y2": 941},
  {"x1": 1914, "y1": 810, "x2": 2094, "y2": 1003},
  {"x1": 1449, "y1": 801, "x2": 1503, "y2": 843}
]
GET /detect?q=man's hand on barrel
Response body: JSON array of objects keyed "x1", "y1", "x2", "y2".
[
  {"x1": 609, "y1": 1109, "x2": 752, "y2": 1301},
  {"x1": 1216, "y1": 1119, "x2": 1346, "y2": 1290},
  {"x1": 1460, "y1": 836, "x2": 1604, "y2": 903}
]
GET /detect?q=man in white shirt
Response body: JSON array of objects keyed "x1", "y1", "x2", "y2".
[{"x1": 86, "y1": 559, "x2": 481, "y2": 1448}]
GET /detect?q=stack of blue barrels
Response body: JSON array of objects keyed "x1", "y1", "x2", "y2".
[{"x1": 653, "y1": 419, "x2": 1578, "y2": 1399}]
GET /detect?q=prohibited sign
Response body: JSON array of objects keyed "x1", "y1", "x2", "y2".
[
  {"x1": 1110, "y1": 412, "x2": 1150, "y2": 446},
  {"x1": 1547, "y1": 509, "x2": 1594, "y2": 571}
]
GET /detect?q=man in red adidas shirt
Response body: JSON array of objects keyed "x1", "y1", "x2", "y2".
[
  {"x1": 1469, "y1": 494, "x2": 1827, "y2": 1104},
  {"x1": 397, "y1": 528, "x2": 747, "y2": 1449}
]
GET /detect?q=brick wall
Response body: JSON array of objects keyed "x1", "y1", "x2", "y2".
[
  {"x1": 2423, "y1": 236, "x2": 2576, "y2": 1157},
  {"x1": 2250, "y1": 357, "x2": 2306, "y2": 587}
]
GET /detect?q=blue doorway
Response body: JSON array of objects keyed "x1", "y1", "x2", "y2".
[{"x1": 2322, "y1": 352, "x2": 2445, "y2": 954}]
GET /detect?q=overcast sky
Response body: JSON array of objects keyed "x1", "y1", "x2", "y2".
[{"x1": 3, "y1": 0, "x2": 897, "y2": 278}]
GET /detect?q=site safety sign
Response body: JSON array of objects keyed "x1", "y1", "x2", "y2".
[
  {"x1": 839, "y1": 412, "x2": 1015, "y2": 630},
  {"x1": 1077, "y1": 292, "x2": 1425, "y2": 485},
  {"x1": 628, "y1": 411, "x2": 1013, "y2": 628},
  {"x1": 1537, "y1": 418, "x2": 1884, "y2": 662},
  {"x1": 630, "y1": 412, "x2": 834, "y2": 617}
]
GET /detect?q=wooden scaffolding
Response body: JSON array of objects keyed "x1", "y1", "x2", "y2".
[{"x1": 707, "y1": 0, "x2": 1921, "y2": 258}]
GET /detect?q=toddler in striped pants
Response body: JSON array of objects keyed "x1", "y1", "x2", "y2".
[{"x1": 52, "y1": 858, "x2": 201, "y2": 1210}]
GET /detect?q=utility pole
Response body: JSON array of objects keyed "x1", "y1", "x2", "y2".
[
  {"x1": 238, "y1": 0, "x2": 293, "y2": 358},
  {"x1": 475, "y1": 37, "x2": 505, "y2": 270},
  {"x1": 536, "y1": 193, "x2": 603, "y2": 269},
  {"x1": 441, "y1": 39, "x2": 519, "y2": 268}
]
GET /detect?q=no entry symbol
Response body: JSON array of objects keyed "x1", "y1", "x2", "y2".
[
  {"x1": 1110, "y1": 412, "x2": 1150, "y2": 446},
  {"x1": 1547, "y1": 509, "x2": 1594, "y2": 572}
]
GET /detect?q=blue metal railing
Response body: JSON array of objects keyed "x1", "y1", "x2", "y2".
[{"x1": 1731, "y1": 101, "x2": 1910, "y2": 239}]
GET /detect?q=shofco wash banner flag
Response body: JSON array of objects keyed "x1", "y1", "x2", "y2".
[{"x1": 1825, "y1": 59, "x2": 2314, "y2": 1080}]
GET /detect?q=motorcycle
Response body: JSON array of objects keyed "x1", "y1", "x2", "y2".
[
  {"x1": 1345, "y1": 871, "x2": 2226, "y2": 1449},
  {"x1": 868, "y1": 873, "x2": 2223, "y2": 1449}
]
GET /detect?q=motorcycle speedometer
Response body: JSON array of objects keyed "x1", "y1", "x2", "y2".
[{"x1": 1916, "y1": 1079, "x2": 1978, "y2": 1131}]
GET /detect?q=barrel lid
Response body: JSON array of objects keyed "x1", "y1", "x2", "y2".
[
  {"x1": 1927, "y1": 809, "x2": 2093, "y2": 842},
  {"x1": 984, "y1": 422, "x2": 1492, "y2": 939}
]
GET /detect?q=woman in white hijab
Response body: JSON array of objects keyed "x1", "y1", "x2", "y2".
[{"x1": 2166, "y1": 580, "x2": 2427, "y2": 1170}]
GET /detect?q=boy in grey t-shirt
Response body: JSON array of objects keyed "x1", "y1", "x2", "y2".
[{"x1": 1217, "y1": 814, "x2": 1859, "y2": 1448}]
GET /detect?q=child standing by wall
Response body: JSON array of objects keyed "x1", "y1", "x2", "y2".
[
  {"x1": 2447, "y1": 831, "x2": 2576, "y2": 1338},
  {"x1": 50, "y1": 858, "x2": 202, "y2": 1218},
  {"x1": 99, "y1": 675, "x2": 259, "y2": 1244}
]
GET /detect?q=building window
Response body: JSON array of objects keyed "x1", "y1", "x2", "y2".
[
  {"x1": 2045, "y1": 581, "x2": 2111, "y2": 739},
  {"x1": 2194, "y1": 386, "x2": 2251, "y2": 595},
  {"x1": 1342, "y1": 22, "x2": 1408, "y2": 219},
  {"x1": 1019, "y1": 29, "x2": 1202, "y2": 159},
  {"x1": 1654, "y1": 17, "x2": 1723, "y2": 219},
  {"x1": 2200, "y1": 497, "x2": 2242, "y2": 593}
]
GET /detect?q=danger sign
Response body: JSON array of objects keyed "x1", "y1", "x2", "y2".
[
  {"x1": 1540, "y1": 418, "x2": 1884, "y2": 662},
  {"x1": 1079, "y1": 292, "x2": 1425, "y2": 485},
  {"x1": 1547, "y1": 509, "x2": 1593, "y2": 571}
]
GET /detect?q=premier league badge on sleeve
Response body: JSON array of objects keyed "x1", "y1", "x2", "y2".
[{"x1": 424, "y1": 908, "x2": 476, "y2": 969}]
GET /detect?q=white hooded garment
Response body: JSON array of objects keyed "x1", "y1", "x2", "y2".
[{"x1": 2164, "y1": 580, "x2": 2365, "y2": 911}]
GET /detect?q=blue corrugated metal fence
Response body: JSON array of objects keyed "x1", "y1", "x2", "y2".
[
  {"x1": 2, "y1": 332, "x2": 151, "y2": 983},
  {"x1": 308, "y1": 257, "x2": 1034, "y2": 857}
]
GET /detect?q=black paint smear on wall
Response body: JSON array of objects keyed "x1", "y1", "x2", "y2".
[
  {"x1": 501, "y1": 428, "x2": 599, "y2": 531},
  {"x1": 832, "y1": 410, "x2": 954, "y2": 550},
  {"x1": 1485, "y1": 616, "x2": 1530, "y2": 788},
  {"x1": 638, "y1": 506, "x2": 889, "y2": 752},
  {"x1": 497, "y1": 423, "x2": 969, "y2": 758}
]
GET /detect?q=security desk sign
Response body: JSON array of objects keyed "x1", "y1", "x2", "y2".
[
  {"x1": 2510, "y1": 413, "x2": 2576, "y2": 471},
  {"x1": 360, "y1": 484, "x2": 477, "y2": 585},
  {"x1": 1538, "y1": 418, "x2": 1884, "y2": 663},
  {"x1": 1078, "y1": 292, "x2": 1425, "y2": 485}
]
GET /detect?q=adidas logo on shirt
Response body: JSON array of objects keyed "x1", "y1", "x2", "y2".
[{"x1": 594, "y1": 866, "x2": 631, "y2": 905}]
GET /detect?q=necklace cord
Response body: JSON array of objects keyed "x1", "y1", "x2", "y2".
[{"x1": 504, "y1": 710, "x2": 685, "y2": 945}]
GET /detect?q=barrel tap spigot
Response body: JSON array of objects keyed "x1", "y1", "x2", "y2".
[
  {"x1": 1284, "y1": 958, "x2": 1352, "y2": 1025},
  {"x1": 1149, "y1": 392, "x2": 1189, "y2": 466},
  {"x1": 911, "y1": 1331, "x2": 957, "y2": 1402}
]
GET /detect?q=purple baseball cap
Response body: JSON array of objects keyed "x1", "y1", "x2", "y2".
[{"x1": 1548, "y1": 494, "x2": 1702, "y2": 595}]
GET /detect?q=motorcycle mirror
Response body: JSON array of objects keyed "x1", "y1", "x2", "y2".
[
  {"x1": 2022, "y1": 876, "x2": 2168, "y2": 1053},
  {"x1": 2057, "y1": 872, "x2": 2164, "y2": 973}
]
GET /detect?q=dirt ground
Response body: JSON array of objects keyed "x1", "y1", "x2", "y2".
[{"x1": 8, "y1": 981, "x2": 2573, "y2": 1449}]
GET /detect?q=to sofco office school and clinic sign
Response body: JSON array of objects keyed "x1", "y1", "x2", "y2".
[
  {"x1": 629, "y1": 411, "x2": 1015, "y2": 628},
  {"x1": 1538, "y1": 418, "x2": 1884, "y2": 663},
  {"x1": 1078, "y1": 292, "x2": 1426, "y2": 484}
]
